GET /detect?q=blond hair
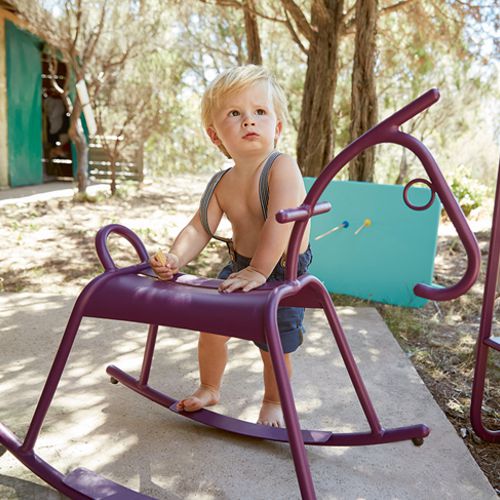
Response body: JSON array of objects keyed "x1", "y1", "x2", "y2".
[{"x1": 201, "y1": 65, "x2": 289, "y2": 131}]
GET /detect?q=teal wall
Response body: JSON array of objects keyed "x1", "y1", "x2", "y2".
[
  {"x1": 305, "y1": 179, "x2": 441, "y2": 307},
  {"x1": 5, "y1": 20, "x2": 43, "y2": 187}
]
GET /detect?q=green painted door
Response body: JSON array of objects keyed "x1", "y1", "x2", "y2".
[{"x1": 5, "y1": 21, "x2": 43, "y2": 187}]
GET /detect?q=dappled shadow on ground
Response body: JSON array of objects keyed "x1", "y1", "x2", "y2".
[
  {"x1": 0, "y1": 176, "x2": 226, "y2": 295},
  {"x1": 1, "y1": 294, "x2": 494, "y2": 499},
  {"x1": 0, "y1": 474, "x2": 64, "y2": 500},
  {"x1": 376, "y1": 227, "x2": 499, "y2": 491}
]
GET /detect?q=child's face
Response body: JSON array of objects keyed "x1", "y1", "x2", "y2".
[{"x1": 207, "y1": 81, "x2": 282, "y2": 160}]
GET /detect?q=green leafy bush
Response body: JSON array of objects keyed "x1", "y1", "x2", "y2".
[{"x1": 449, "y1": 168, "x2": 486, "y2": 217}]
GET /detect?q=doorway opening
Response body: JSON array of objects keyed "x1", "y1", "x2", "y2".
[{"x1": 41, "y1": 55, "x2": 74, "y2": 180}]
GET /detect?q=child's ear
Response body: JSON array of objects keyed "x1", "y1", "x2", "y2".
[
  {"x1": 207, "y1": 127, "x2": 231, "y2": 159},
  {"x1": 274, "y1": 121, "x2": 283, "y2": 143},
  {"x1": 207, "y1": 127, "x2": 221, "y2": 146},
  {"x1": 274, "y1": 121, "x2": 283, "y2": 141}
]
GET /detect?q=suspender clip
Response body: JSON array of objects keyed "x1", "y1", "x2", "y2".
[
  {"x1": 226, "y1": 241, "x2": 236, "y2": 262},
  {"x1": 280, "y1": 254, "x2": 287, "y2": 268}
]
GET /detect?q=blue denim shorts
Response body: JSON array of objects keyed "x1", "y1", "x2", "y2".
[{"x1": 217, "y1": 247, "x2": 313, "y2": 353}]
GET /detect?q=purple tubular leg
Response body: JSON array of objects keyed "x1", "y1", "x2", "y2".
[{"x1": 470, "y1": 163, "x2": 500, "y2": 442}]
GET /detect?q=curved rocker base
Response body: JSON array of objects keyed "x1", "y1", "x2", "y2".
[
  {"x1": 106, "y1": 364, "x2": 430, "y2": 447},
  {"x1": 0, "y1": 423, "x2": 153, "y2": 499}
]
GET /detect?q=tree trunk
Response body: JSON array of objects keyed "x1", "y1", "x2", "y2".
[
  {"x1": 243, "y1": 0, "x2": 262, "y2": 65},
  {"x1": 136, "y1": 141, "x2": 144, "y2": 184},
  {"x1": 110, "y1": 158, "x2": 117, "y2": 195},
  {"x1": 67, "y1": 96, "x2": 89, "y2": 193},
  {"x1": 109, "y1": 138, "x2": 121, "y2": 196},
  {"x1": 297, "y1": 0, "x2": 344, "y2": 178},
  {"x1": 348, "y1": 0, "x2": 378, "y2": 182}
]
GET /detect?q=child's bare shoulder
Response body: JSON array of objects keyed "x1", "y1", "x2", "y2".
[
  {"x1": 274, "y1": 152, "x2": 297, "y2": 167},
  {"x1": 270, "y1": 153, "x2": 302, "y2": 184}
]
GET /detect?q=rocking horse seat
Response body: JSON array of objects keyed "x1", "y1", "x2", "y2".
[{"x1": 82, "y1": 267, "x2": 324, "y2": 342}]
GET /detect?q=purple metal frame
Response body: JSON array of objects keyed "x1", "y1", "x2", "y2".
[
  {"x1": 470, "y1": 163, "x2": 500, "y2": 443},
  {"x1": 0, "y1": 89, "x2": 483, "y2": 500}
]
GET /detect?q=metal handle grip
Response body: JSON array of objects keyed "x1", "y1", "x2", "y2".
[
  {"x1": 276, "y1": 201, "x2": 332, "y2": 224},
  {"x1": 95, "y1": 224, "x2": 149, "y2": 271}
]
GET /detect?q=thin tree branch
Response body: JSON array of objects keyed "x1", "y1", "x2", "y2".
[
  {"x1": 283, "y1": 9, "x2": 308, "y2": 55},
  {"x1": 73, "y1": 0, "x2": 82, "y2": 50},
  {"x1": 200, "y1": 0, "x2": 289, "y2": 24},
  {"x1": 380, "y1": 0, "x2": 417, "y2": 16},
  {"x1": 82, "y1": 0, "x2": 108, "y2": 69},
  {"x1": 343, "y1": 0, "x2": 416, "y2": 37},
  {"x1": 280, "y1": 0, "x2": 315, "y2": 43}
]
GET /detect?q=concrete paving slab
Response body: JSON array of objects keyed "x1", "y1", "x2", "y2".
[
  {"x1": 0, "y1": 182, "x2": 108, "y2": 206},
  {"x1": 0, "y1": 292, "x2": 496, "y2": 499}
]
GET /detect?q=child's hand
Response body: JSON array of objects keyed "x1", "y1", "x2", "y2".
[
  {"x1": 150, "y1": 250, "x2": 179, "y2": 280},
  {"x1": 218, "y1": 266, "x2": 266, "y2": 293}
]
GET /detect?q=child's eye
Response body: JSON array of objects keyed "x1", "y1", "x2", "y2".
[
  {"x1": 229, "y1": 110, "x2": 240, "y2": 117},
  {"x1": 256, "y1": 109, "x2": 266, "y2": 115}
]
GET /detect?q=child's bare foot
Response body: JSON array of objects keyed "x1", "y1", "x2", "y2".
[
  {"x1": 257, "y1": 399, "x2": 284, "y2": 427},
  {"x1": 176, "y1": 385, "x2": 220, "y2": 412}
]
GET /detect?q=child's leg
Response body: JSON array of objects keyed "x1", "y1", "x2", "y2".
[
  {"x1": 257, "y1": 349, "x2": 292, "y2": 427},
  {"x1": 176, "y1": 332, "x2": 229, "y2": 412}
]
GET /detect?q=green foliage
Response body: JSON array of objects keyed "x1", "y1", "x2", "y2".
[
  {"x1": 21, "y1": 0, "x2": 496, "y2": 188},
  {"x1": 72, "y1": 192, "x2": 99, "y2": 203},
  {"x1": 142, "y1": 1, "x2": 307, "y2": 176},
  {"x1": 449, "y1": 167, "x2": 487, "y2": 217},
  {"x1": 332, "y1": 1, "x2": 498, "y2": 188}
]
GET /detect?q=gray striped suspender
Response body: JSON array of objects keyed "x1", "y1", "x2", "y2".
[
  {"x1": 199, "y1": 168, "x2": 232, "y2": 244},
  {"x1": 259, "y1": 150, "x2": 281, "y2": 220}
]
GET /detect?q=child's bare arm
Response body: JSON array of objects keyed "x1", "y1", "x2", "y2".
[
  {"x1": 219, "y1": 155, "x2": 304, "y2": 293},
  {"x1": 250, "y1": 156, "x2": 304, "y2": 274},
  {"x1": 150, "y1": 196, "x2": 223, "y2": 280}
]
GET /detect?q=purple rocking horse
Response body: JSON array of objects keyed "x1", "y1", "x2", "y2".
[{"x1": 2, "y1": 89, "x2": 496, "y2": 500}]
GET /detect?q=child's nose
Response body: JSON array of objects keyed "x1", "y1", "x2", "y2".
[{"x1": 242, "y1": 113, "x2": 255, "y2": 126}]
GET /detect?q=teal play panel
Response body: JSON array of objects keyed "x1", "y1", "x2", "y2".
[{"x1": 304, "y1": 178, "x2": 441, "y2": 308}]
